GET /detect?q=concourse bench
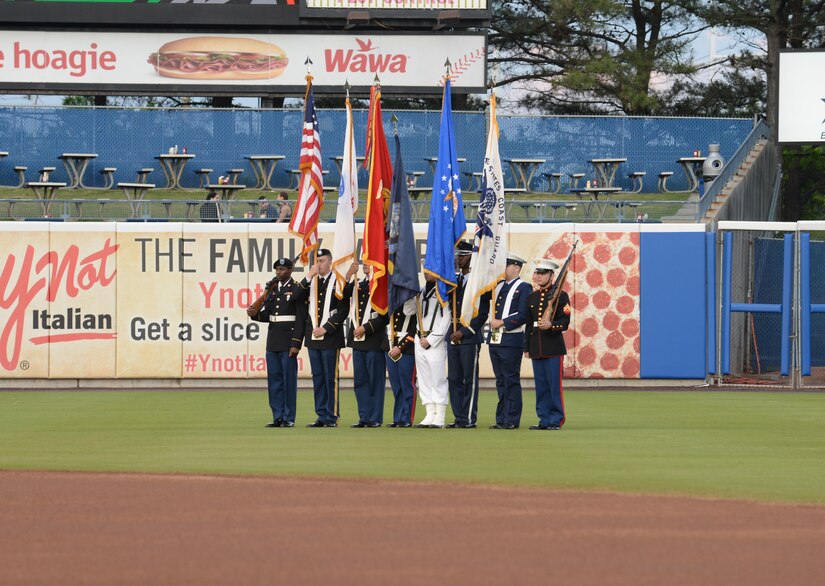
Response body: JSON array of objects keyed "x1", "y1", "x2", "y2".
[
  {"x1": 137, "y1": 168, "x2": 154, "y2": 183},
  {"x1": 99, "y1": 167, "x2": 117, "y2": 190},
  {"x1": 542, "y1": 172, "x2": 564, "y2": 194},
  {"x1": 38, "y1": 166, "x2": 56, "y2": 181},
  {"x1": 627, "y1": 171, "x2": 646, "y2": 193},
  {"x1": 568, "y1": 173, "x2": 585, "y2": 190},
  {"x1": 13, "y1": 166, "x2": 27, "y2": 188},
  {"x1": 658, "y1": 171, "x2": 674, "y2": 193},
  {"x1": 195, "y1": 168, "x2": 213, "y2": 188},
  {"x1": 463, "y1": 171, "x2": 483, "y2": 192}
]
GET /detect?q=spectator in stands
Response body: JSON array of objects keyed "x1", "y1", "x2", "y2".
[
  {"x1": 200, "y1": 191, "x2": 222, "y2": 223},
  {"x1": 276, "y1": 191, "x2": 292, "y2": 223},
  {"x1": 258, "y1": 196, "x2": 279, "y2": 220}
]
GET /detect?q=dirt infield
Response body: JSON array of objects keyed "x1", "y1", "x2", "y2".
[{"x1": 2, "y1": 472, "x2": 824, "y2": 585}]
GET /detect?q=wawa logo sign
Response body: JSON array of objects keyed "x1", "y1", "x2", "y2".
[
  {"x1": 324, "y1": 38, "x2": 408, "y2": 74},
  {"x1": 0, "y1": 240, "x2": 119, "y2": 371}
]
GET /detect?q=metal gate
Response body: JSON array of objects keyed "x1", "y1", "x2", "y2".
[{"x1": 716, "y1": 221, "x2": 825, "y2": 389}]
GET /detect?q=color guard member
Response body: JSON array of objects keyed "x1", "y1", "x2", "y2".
[
  {"x1": 247, "y1": 257, "x2": 304, "y2": 428},
  {"x1": 346, "y1": 263, "x2": 388, "y2": 428},
  {"x1": 524, "y1": 259, "x2": 571, "y2": 430},
  {"x1": 386, "y1": 297, "x2": 418, "y2": 427},
  {"x1": 487, "y1": 253, "x2": 532, "y2": 429},
  {"x1": 292, "y1": 249, "x2": 350, "y2": 428},
  {"x1": 446, "y1": 240, "x2": 490, "y2": 429},
  {"x1": 414, "y1": 272, "x2": 451, "y2": 428}
]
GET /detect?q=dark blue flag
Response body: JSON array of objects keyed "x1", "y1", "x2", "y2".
[
  {"x1": 423, "y1": 78, "x2": 467, "y2": 305},
  {"x1": 387, "y1": 133, "x2": 420, "y2": 314}
]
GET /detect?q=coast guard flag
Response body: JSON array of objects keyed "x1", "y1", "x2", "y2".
[
  {"x1": 461, "y1": 93, "x2": 507, "y2": 326},
  {"x1": 331, "y1": 96, "x2": 358, "y2": 297},
  {"x1": 387, "y1": 133, "x2": 420, "y2": 314},
  {"x1": 289, "y1": 76, "x2": 323, "y2": 264},
  {"x1": 362, "y1": 84, "x2": 393, "y2": 314},
  {"x1": 423, "y1": 77, "x2": 467, "y2": 305}
]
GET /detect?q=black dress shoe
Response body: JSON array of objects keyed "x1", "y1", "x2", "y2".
[
  {"x1": 529, "y1": 424, "x2": 560, "y2": 430},
  {"x1": 351, "y1": 421, "x2": 367, "y2": 428},
  {"x1": 386, "y1": 422, "x2": 399, "y2": 428},
  {"x1": 396, "y1": 422, "x2": 412, "y2": 428},
  {"x1": 265, "y1": 420, "x2": 282, "y2": 428},
  {"x1": 366, "y1": 422, "x2": 381, "y2": 428},
  {"x1": 457, "y1": 423, "x2": 477, "y2": 429},
  {"x1": 281, "y1": 421, "x2": 295, "y2": 428},
  {"x1": 306, "y1": 420, "x2": 326, "y2": 428},
  {"x1": 446, "y1": 422, "x2": 459, "y2": 428},
  {"x1": 500, "y1": 423, "x2": 517, "y2": 430},
  {"x1": 323, "y1": 422, "x2": 338, "y2": 428},
  {"x1": 489, "y1": 423, "x2": 503, "y2": 429}
]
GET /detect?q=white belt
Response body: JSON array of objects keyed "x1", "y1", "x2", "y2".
[
  {"x1": 509, "y1": 326, "x2": 526, "y2": 333},
  {"x1": 270, "y1": 315, "x2": 296, "y2": 323},
  {"x1": 533, "y1": 321, "x2": 540, "y2": 327}
]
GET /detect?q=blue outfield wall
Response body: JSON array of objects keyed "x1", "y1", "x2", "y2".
[
  {"x1": 640, "y1": 231, "x2": 708, "y2": 378},
  {"x1": 0, "y1": 106, "x2": 751, "y2": 192}
]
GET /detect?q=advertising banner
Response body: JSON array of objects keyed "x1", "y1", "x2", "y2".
[
  {"x1": 777, "y1": 50, "x2": 825, "y2": 144},
  {"x1": 0, "y1": 0, "x2": 298, "y2": 28},
  {"x1": 305, "y1": 0, "x2": 487, "y2": 9},
  {"x1": 0, "y1": 31, "x2": 487, "y2": 93},
  {"x1": 0, "y1": 222, "x2": 647, "y2": 381}
]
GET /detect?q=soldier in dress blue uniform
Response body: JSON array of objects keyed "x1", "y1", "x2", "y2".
[
  {"x1": 446, "y1": 240, "x2": 490, "y2": 429},
  {"x1": 292, "y1": 249, "x2": 351, "y2": 428},
  {"x1": 524, "y1": 259, "x2": 571, "y2": 430},
  {"x1": 247, "y1": 257, "x2": 305, "y2": 428},
  {"x1": 346, "y1": 264, "x2": 389, "y2": 428},
  {"x1": 386, "y1": 297, "x2": 418, "y2": 427},
  {"x1": 487, "y1": 253, "x2": 533, "y2": 430}
]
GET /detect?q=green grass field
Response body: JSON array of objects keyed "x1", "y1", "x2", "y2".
[{"x1": 2, "y1": 389, "x2": 823, "y2": 504}]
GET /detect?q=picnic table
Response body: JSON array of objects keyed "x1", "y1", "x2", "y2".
[
  {"x1": 155, "y1": 153, "x2": 196, "y2": 189},
  {"x1": 245, "y1": 155, "x2": 285, "y2": 190},
  {"x1": 59, "y1": 153, "x2": 98, "y2": 189},
  {"x1": 677, "y1": 156, "x2": 707, "y2": 192},
  {"x1": 569, "y1": 186, "x2": 624, "y2": 221},
  {"x1": 207, "y1": 183, "x2": 246, "y2": 201},
  {"x1": 589, "y1": 158, "x2": 627, "y2": 188},
  {"x1": 118, "y1": 182, "x2": 155, "y2": 218},
  {"x1": 26, "y1": 181, "x2": 67, "y2": 217},
  {"x1": 504, "y1": 158, "x2": 546, "y2": 192}
]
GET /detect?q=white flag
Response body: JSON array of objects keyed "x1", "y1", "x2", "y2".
[
  {"x1": 331, "y1": 97, "x2": 359, "y2": 297},
  {"x1": 461, "y1": 93, "x2": 507, "y2": 326}
]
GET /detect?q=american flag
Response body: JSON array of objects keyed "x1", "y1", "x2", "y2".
[{"x1": 289, "y1": 78, "x2": 323, "y2": 263}]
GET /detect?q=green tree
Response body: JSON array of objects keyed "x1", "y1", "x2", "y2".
[
  {"x1": 703, "y1": 0, "x2": 825, "y2": 219},
  {"x1": 489, "y1": 0, "x2": 713, "y2": 115}
]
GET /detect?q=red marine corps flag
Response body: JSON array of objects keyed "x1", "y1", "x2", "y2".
[
  {"x1": 362, "y1": 80, "x2": 393, "y2": 314},
  {"x1": 289, "y1": 62, "x2": 323, "y2": 264}
]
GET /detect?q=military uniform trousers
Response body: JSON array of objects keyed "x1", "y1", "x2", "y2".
[
  {"x1": 353, "y1": 349, "x2": 386, "y2": 424},
  {"x1": 386, "y1": 354, "x2": 416, "y2": 425},
  {"x1": 414, "y1": 340, "x2": 449, "y2": 406},
  {"x1": 265, "y1": 351, "x2": 298, "y2": 424},
  {"x1": 308, "y1": 348, "x2": 340, "y2": 425},
  {"x1": 447, "y1": 343, "x2": 481, "y2": 426},
  {"x1": 533, "y1": 355, "x2": 565, "y2": 428},
  {"x1": 489, "y1": 345, "x2": 524, "y2": 427}
]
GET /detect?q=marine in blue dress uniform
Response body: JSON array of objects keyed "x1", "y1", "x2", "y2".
[
  {"x1": 446, "y1": 240, "x2": 490, "y2": 429},
  {"x1": 247, "y1": 257, "x2": 305, "y2": 428},
  {"x1": 292, "y1": 249, "x2": 351, "y2": 428},
  {"x1": 386, "y1": 298, "x2": 418, "y2": 427},
  {"x1": 346, "y1": 264, "x2": 389, "y2": 428},
  {"x1": 487, "y1": 253, "x2": 533, "y2": 430},
  {"x1": 523, "y1": 259, "x2": 571, "y2": 430}
]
